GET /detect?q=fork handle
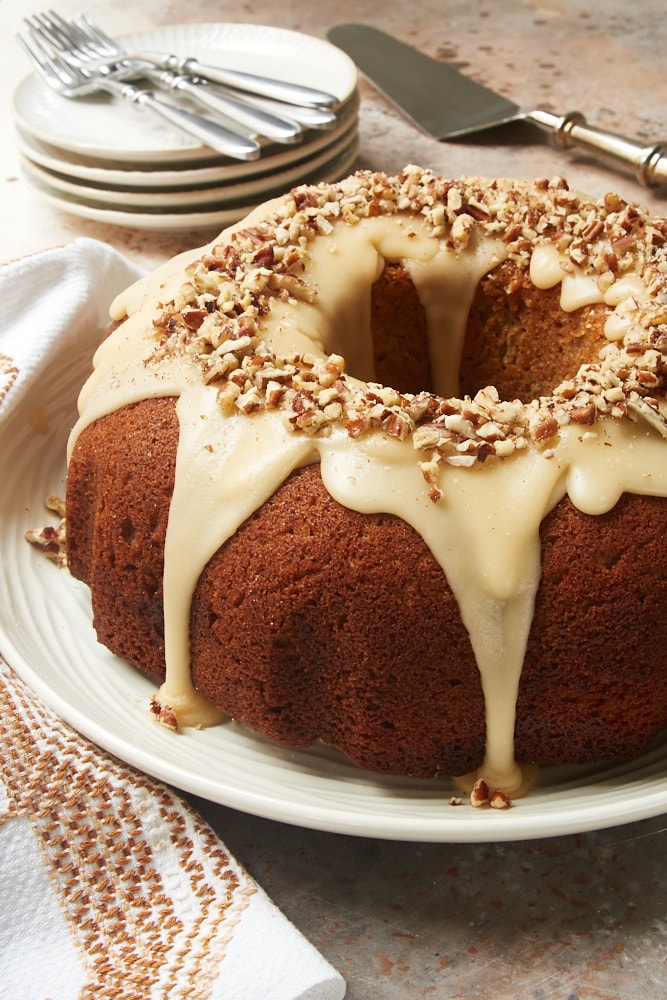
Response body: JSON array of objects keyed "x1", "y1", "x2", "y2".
[
  {"x1": 106, "y1": 78, "x2": 261, "y2": 160},
  {"x1": 222, "y1": 88, "x2": 338, "y2": 129},
  {"x1": 140, "y1": 52, "x2": 338, "y2": 108},
  {"x1": 153, "y1": 71, "x2": 303, "y2": 144}
]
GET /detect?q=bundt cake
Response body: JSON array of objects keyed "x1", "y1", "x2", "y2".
[{"x1": 65, "y1": 167, "x2": 667, "y2": 799}]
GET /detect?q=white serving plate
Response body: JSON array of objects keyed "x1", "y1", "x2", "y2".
[
  {"x1": 12, "y1": 23, "x2": 357, "y2": 163},
  {"x1": 1, "y1": 315, "x2": 666, "y2": 843}
]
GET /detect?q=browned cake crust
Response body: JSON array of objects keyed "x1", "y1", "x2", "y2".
[
  {"x1": 67, "y1": 396, "x2": 176, "y2": 678},
  {"x1": 67, "y1": 250, "x2": 667, "y2": 778}
]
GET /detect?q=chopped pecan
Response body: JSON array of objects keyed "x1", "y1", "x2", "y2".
[
  {"x1": 569, "y1": 402, "x2": 597, "y2": 425},
  {"x1": 470, "y1": 778, "x2": 489, "y2": 807}
]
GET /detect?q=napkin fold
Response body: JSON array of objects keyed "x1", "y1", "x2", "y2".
[{"x1": 0, "y1": 240, "x2": 346, "y2": 1000}]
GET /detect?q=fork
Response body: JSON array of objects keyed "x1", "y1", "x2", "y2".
[
  {"x1": 62, "y1": 12, "x2": 339, "y2": 109},
  {"x1": 25, "y1": 12, "x2": 308, "y2": 144},
  {"x1": 46, "y1": 12, "x2": 339, "y2": 130},
  {"x1": 17, "y1": 29, "x2": 262, "y2": 160}
]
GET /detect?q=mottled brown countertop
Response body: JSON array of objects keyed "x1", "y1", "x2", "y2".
[{"x1": 2, "y1": 0, "x2": 666, "y2": 995}]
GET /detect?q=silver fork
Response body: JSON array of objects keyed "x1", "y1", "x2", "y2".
[
  {"x1": 17, "y1": 28, "x2": 262, "y2": 160},
  {"x1": 64, "y1": 12, "x2": 339, "y2": 109},
  {"x1": 26, "y1": 12, "x2": 307, "y2": 144},
  {"x1": 47, "y1": 12, "x2": 338, "y2": 130}
]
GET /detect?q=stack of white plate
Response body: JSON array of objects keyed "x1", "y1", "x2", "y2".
[{"x1": 13, "y1": 23, "x2": 360, "y2": 231}]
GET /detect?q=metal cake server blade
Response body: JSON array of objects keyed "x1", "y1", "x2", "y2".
[
  {"x1": 329, "y1": 23, "x2": 517, "y2": 139},
  {"x1": 327, "y1": 24, "x2": 667, "y2": 187}
]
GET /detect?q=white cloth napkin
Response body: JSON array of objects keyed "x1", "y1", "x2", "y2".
[{"x1": 0, "y1": 239, "x2": 346, "y2": 1000}]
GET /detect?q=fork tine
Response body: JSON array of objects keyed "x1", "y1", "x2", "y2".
[
  {"x1": 51, "y1": 10, "x2": 111, "y2": 56},
  {"x1": 16, "y1": 27, "x2": 74, "y2": 88},
  {"x1": 25, "y1": 12, "x2": 73, "y2": 54},
  {"x1": 75, "y1": 13, "x2": 121, "y2": 55},
  {"x1": 15, "y1": 31, "x2": 50, "y2": 80},
  {"x1": 26, "y1": 11, "x2": 87, "y2": 59},
  {"x1": 45, "y1": 10, "x2": 119, "y2": 61},
  {"x1": 24, "y1": 10, "x2": 123, "y2": 74}
]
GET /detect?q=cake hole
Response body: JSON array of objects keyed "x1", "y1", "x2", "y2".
[
  {"x1": 459, "y1": 263, "x2": 606, "y2": 402},
  {"x1": 370, "y1": 263, "x2": 435, "y2": 395},
  {"x1": 369, "y1": 261, "x2": 604, "y2": 403}
]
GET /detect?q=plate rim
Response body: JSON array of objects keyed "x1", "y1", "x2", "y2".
[
  {"x1": 18, "y1": 121, "x2": 359, "y2": 209},
  {"x1": 18, "y1": 138, "x2": 360, "y2": 231}
]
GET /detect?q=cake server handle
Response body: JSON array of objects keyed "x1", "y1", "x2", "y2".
[{"x1": 527, "y1": 110, "x2": 667, "y2": 187}]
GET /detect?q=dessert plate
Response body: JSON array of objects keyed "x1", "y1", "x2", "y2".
[
  {"x1": 13, "y1": 23, "x2": 358, "y2": 163},
  {"x1": 1, "y1": 327, "x2": 666, "y2": 843},
  {"x1": 14, "y1": 93, "x2": 359, "y2": 189},
  {"x1": 19, "y1": 123, "x2": 359, "y2": 210}
]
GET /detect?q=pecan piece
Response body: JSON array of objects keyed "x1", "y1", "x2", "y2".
[
  {"x1": 470, "y1": 778, "x2": 489, "y2": 807},
  {"x1": 569, "y1": 402, "x2": 597, "y2": 425}
]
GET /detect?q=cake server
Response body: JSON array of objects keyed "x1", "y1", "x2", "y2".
[{"x1": 327, "y1": 23, "x2": 667, "y2": 187}]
